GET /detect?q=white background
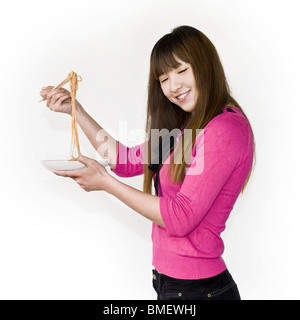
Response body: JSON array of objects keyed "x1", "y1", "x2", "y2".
[{"x1": 0, "y1": 0, "x2": 299, "y2": 300}]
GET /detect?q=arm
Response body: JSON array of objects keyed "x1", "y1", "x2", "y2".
[
  {"x1": 159, "y1": 116, "x2": 252, "y2": 237},
  {"x1": 76, "y1": 105, "x2": 118, "y2": 170},
  {"x1": 106, "y1": 175, "x2": 165, "y2": 227},
  {"x1": 42, "y1": 87, "x2": 161, "y2": 224},
  {"x1": 54, "y1": 155, "x2": 165, "y2": 227}
]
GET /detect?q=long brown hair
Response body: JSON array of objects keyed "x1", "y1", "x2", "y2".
[{"x1": 143, "y1": 26, "x2": 256, "y2": 194}]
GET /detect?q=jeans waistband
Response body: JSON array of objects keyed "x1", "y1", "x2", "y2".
[{"x1": 152, "y1": 268, "x2": 232, "y2": 285}]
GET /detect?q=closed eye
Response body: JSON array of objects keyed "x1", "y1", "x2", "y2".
[
  {"x1": 160, "y1": 68, "x2": 188, "y2": 83},
  {"x1": 178, "y1": 68, "x2": 188, "y2": 74}
]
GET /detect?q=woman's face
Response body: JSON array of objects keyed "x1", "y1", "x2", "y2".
[{"x1": 159, "y1": 58, "x2": 198, "y2": 112}]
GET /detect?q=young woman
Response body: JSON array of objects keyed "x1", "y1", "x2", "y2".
[{"x1": 40, "y1": 25, "x2": 255, "y2": 300}]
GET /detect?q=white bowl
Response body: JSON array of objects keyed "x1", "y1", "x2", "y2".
[{"x1": 41, "y1": 159, "x2": 111, "y2": 172}]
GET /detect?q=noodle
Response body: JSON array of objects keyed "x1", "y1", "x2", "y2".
[
  {"x1": 40, "y1": 71, "x2": 82, "y2": 161},
  {"x1": 68, "y1": 71, "x2": 82, "y2": 160}
]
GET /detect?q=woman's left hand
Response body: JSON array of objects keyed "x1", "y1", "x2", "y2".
[{"x1": 54, "y1": 155, "x2": 111, "y2": 192}]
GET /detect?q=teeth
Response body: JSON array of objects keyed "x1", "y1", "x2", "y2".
[{"x1": 177, "y1": 92, "x2": 188, "y2": 100}]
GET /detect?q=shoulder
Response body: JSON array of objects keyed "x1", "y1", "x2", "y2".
[
  {"x1": 198, "y1": 107, "x2": 252, "y2": 160},
  {"x1": 205, "y1": 107, "x2": 251, "y2": 138}
]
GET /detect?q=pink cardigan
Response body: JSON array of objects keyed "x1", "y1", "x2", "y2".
[{"x1": 112, "y1": 106, "x2": 254, "y2": 279}]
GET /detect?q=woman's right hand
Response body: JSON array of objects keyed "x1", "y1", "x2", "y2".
[{"x1": 40, "y1": 86, "x2": 82, "y2": 115}]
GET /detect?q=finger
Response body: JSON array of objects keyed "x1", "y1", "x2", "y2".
[
  {"x1": 46, "y1": 88, "x2": 66, "y2": 106},
  {"x1": 41, "y1": 86, "x2": 54, "y2": 93},
  {"x1": 41, "y1": 86, "x2": 54, "y2": 91},
  {"x1": 40, "y1": 86, "x2": 54, "y2": 98},
  {"x1": 48, "y1": 92, "x2": 70, "y2": 108},
  {"x1": 46, "y1": 89, "x2": 56, "y2": 106},
  {"x1": 56, "y1": 94, "x2": 71, "y2": 103},
  {"x1": 50, "y1": 94, "x2": 71, "y2": 110},
  {"x1": 53, "y1": 169, "x2": 81, "y2": 177},
  {"x1": 78, "y1": 155, "x2": 93, "y2": 165}
]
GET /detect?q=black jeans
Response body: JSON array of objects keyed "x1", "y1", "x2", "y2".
[{"x1": 152, "y1": 269, "x2": 241, "y2": 300}]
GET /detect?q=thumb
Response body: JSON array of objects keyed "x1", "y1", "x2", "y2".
[{"x1": 78, "y1": 155, "x2": 91, "y2": 165}]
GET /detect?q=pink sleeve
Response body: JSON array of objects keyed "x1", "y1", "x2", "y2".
[
  {"x1": 110, "y1": 141, "x2": 146, "y2": 177},
  {"x1": 159, "y1": 115, "x2": 252, "y2": 237}
]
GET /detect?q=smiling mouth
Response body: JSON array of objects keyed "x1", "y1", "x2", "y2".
[{"x1": 176, "y1": 90, "x2": 190, "y2": 101}]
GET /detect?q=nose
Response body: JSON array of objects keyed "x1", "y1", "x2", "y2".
[{"x1": 169, "y1": 75, "x2": 182, "y2": 93}]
